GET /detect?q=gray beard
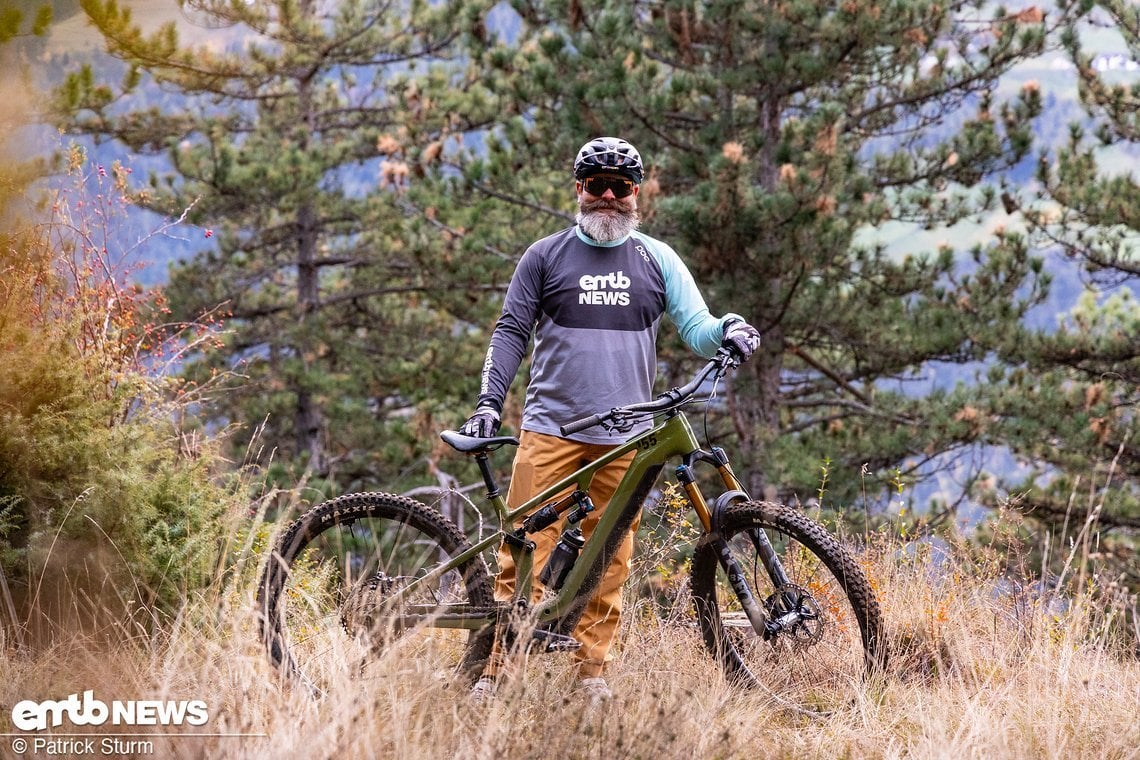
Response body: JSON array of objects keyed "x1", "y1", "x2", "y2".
[{"x1": 576, "y1": 204, "x2": 640, "y2": 243}]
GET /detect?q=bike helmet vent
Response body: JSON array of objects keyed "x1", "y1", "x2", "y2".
[{"x1": 573, "y1": 136, "x2": 644, "y2": 183}]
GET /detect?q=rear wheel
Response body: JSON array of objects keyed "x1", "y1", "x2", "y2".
[
  {"x1": 257, "y1": 492, "x2": 496, "y2": 696},
  {"x1": 691, "y1": 501, "x2": 883, "y2": 714}
]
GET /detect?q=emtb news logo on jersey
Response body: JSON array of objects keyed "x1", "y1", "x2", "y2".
[{"x1": 579, "y1": 271, "x2": 631, "y2": 306}]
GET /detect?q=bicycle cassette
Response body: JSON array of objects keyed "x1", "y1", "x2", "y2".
[{"x1": 340, "y1": 572, "x2": 401, "y2": 647}]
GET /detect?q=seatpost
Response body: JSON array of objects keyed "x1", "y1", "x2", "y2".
[{"x1": 474, "y1": 453, "x2": 501, "y2": 498}]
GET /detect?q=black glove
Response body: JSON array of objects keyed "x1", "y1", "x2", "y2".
[
  {"x1": 460, "y1": 405, "x2": 501, "y2": 438},
  {"x1": 721, "y1": 319, "x2": 761, "y2": 362}
]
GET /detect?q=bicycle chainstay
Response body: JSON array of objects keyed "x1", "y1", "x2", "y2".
[{"x1": 496, "y1": 600, "x2": 583, "y2": 653}]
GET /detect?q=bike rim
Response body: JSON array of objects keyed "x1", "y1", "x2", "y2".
[
  {"x1": 712, "y1": 522, "x2": 871, "y2": 714},
  {"x1": 266, "y1": 513, "x2": 487, "y2": 694}
]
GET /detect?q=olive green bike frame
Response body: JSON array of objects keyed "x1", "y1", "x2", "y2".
[{"x1": 393, "y1": 410, "x2": 739, "y2": 630}]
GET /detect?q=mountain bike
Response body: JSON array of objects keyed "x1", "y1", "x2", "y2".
[{"x1": 257, "y1": 349, "x2": 885, "y2": 713}]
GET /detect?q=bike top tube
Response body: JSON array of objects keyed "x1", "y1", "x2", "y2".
[
  {"x1": 474, "y1": 348, "x2": 737, "y2": 521},
  {"x1": 500, "y1": 408, "x2": 705, "y2": 525}
]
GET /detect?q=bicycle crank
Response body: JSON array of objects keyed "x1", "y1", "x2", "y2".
[{"x1": 529, "y1": 628, "x2": 583, "y2": 653}]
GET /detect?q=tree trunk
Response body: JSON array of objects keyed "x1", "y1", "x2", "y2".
[
  {"x1": 293, "y1": 67, "x2": 325, "y2": 474},
  {"x1": 731, "y1": 94, "x2": 785, "y2": 500}
]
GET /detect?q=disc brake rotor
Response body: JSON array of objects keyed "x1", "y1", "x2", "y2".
[
  {"x1": 340, "y1": 572, "x2": 403, "y2": 646},
  {"x1": 763, "y1": 583, "x2": 825, "y2": 645}
]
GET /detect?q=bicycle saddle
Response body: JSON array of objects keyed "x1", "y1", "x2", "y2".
[{"x1": 439, "y1": 430, "x2": 520, "y2": 454}]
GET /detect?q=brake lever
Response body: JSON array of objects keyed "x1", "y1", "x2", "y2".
[
  {"x1": 600, "y1": 412, "x2": 636, "y2": 435},
  {"x1": 714, "y1": 349, "x2": 741, "y2": 373}
]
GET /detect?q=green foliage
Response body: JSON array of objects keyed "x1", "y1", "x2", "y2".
[
  {"x1": 965, "y1": 0, "x2": 1140, "y2": 602},
  {"x1": 0, "y1": 2, "x2": 52, "y2": 43},
  {"x1": 460, "y1": 0, "x2": 1051, "y2": 508},
  {"x1": 0, "y1": 154, "x2": 228, "y2": 620},
  {"x1": 976, "y1": 314, "x2": 1140, "y2": 595},
  {"x1": 44, "y1": 1, "x2": 1138, "y2": 620},
  {"x1": 54, "y1": 0, "x2": 508, "y2": 491}
]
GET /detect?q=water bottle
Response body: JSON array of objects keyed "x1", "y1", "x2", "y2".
[{"x1": 538, "y1": 527, "x2": 585, "y2": 590}]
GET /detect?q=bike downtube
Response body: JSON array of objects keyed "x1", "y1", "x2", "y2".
[{"x1": 533, "y1": 414, "x2": 700, "y2": 623}]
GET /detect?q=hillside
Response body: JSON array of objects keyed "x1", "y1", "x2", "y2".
[{"x1": 2, "y1": 507, "x2": 1137, "y2": 759}]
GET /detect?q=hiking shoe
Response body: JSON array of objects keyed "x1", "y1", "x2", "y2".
[
  {"x1": 577, "y1": 676, "x2": 613, "y2": 703},
  {"x1": 469, "y1": 676, "x2": 497, "y2": 706}
]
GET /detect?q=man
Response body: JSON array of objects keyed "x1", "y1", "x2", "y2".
[{"x1": 460, "y1": 136, "x2": 761, "y2": 702}]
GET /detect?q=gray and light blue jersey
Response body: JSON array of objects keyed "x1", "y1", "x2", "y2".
[{"x1": 478, "y1": 226, "x2": 740, "y2": 444}]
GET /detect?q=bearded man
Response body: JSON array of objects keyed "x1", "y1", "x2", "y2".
[{"x1": 458, "y1": 136, "x2": 761, "y2": 703}]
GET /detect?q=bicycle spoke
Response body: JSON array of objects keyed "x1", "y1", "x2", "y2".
[
  {"x1": 692, "y1": 501, "x2": 882, "y2": 715},
  {"x1": 258, "y1": 493, "x2": 495, "y2": 695}
]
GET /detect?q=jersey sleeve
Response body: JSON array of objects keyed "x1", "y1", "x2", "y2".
[
  {"x1": 475, "y1": 246, "x2": 544, "y2": 411},
  {"x1": 640, "y1": 235, "x2": 742, "y2": 358}
]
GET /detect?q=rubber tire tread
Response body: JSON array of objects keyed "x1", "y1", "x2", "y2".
[
  {"x1": 257, "y1": 491, "x2": 496, "y2": 686},
  {"x1": 690, "y1": 500, "x2": 884, "y2": 687}
]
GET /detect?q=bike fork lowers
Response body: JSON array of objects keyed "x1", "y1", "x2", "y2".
[{"x1": 677, "y1": 450, "x2": 791, "y2": 639}]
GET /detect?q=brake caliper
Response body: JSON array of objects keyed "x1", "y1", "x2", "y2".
[{"x1": 762, "y1": 584, "x2": 825, "y2": 644}]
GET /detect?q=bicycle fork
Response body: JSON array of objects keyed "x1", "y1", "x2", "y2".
[{"x1": 677, "y1": 449, "x2": 801, "y2": 641}]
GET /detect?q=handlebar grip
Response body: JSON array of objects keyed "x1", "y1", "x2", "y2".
[{"x1": 559, "y1": 414, "x2": 603, "y2": 437}]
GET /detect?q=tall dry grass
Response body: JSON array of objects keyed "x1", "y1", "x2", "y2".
[{"x1": 1, "y1": 497, "x2": 1138, "y2": 760}]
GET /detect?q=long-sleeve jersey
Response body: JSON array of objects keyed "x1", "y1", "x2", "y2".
[{"x1": 477, "y1": 225, "x2": 741, "y2": 444}]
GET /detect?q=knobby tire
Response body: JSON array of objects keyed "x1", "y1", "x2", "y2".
[
  {"x1": 257, "y1": 492, "x2": 495, "y2": 695},
  {"x1": 691, "y1": 500, "x2": 884, "y2": 714}
]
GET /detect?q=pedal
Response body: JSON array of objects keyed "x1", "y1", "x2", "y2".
[{"x1": 529, "y1": 628, "x2": 582, "y2": 653}]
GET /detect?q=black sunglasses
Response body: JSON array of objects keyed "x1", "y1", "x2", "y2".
[{"x1": 581, "y1": 174, "x2": 636, "y2": 198}]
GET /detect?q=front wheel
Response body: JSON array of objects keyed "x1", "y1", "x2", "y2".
[
  {"x1": 691, "y1": 501, "x2": 884, "y2": 714},
  {"x1": 257, "y1": 492, "x2": 496, "y2": 696}
]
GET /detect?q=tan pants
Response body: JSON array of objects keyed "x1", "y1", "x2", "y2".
[{"x1": 486, "y1": 430, "x2": 639, "y2": 679}]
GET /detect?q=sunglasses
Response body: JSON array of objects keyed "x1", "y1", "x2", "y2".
[{"x1": 581, "y1": 174, "x2": 637, "y2": 198}]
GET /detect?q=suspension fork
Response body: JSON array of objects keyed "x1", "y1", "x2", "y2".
[
  {"x1": 677, "y1": 455, "x2": 767, "y2": 635},
  {"x1": 706, "y1": 447, "x2": 793, "y2": 589},
  {"x1": 678, "y1": 448, "x2": 794, "y2": 637}
]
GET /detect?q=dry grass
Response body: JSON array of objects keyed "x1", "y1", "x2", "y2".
[{"x1": 2, "y1": 514, "x2": 1138, "y2": 760}]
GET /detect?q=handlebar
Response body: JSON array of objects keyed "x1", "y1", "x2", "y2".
[
  {"x1": 560, "y1": 413, "x2": 605, "y2": 437},
  {"x1": 558, "y1": 348, "x2": 738, "y2": 436}
]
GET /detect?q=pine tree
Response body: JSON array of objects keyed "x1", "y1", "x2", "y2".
[
  {"x1": 993, "y1": 0, "x2": 1140, "y2": 592},
  {"x1": 458, "y1": 0, "x2": 1051, "y2": 510},
  {"x1": 54, "y1": 0, "x2": 500, "y2": 485},
  {"x1": 0, "y1": 0, "x2": 51, "y2": 45}
]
